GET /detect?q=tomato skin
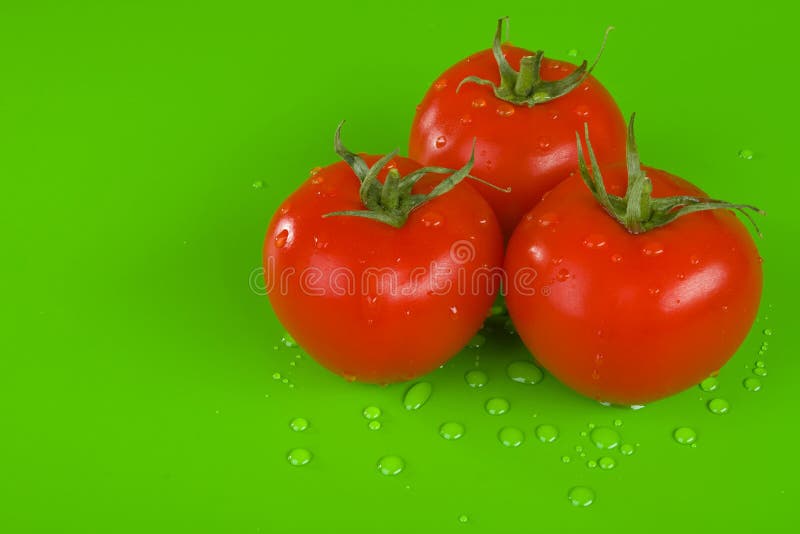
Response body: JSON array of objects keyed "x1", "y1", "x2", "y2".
[
  {"x1": 409, "y1": 45, "x2": 627, "y2": 237},
  {"x1": 504, "y1": 164, "x2": 763, "y2": 404},
  {"x1": 264, "y1": 156, "x2": 503, "y2": 383}
]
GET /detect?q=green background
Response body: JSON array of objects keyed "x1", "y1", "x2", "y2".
[{"x1": 2, "y1": 1, "x2": 796, "y2": 532}]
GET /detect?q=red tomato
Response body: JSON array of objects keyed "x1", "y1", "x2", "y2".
[
  {"x1": 504, "y1": 121, "x2": 763, "y2": 404},
  {"x1": 264, "y1": 131, "x2": 503, "y2": 383},
  {"x1": 409, "y1": 20, "x2": 627, "y2": 237}
]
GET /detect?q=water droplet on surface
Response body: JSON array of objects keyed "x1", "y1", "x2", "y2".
[
  {"x1": 287, "y1": 448, "x2": 312, "y2": 466},
  {"x1": 368, "y1": 420, "x2": 382, "y2": 431},
  {"x1": 440, "y1": 422, "x2": 465, "y2": 440},
  {"x1": 538, "y1": 136, "x2": 552, "y2": 150},
  {"x1": 468, "y1": 334, "x2": 486, "y2": 349},
  {"x1": 557, "y1": 268, "x2": 570, "y2": 282},
  {"x1": 673, "y1": 427, "x2": 697, "y2": 445},
  {"x1": 574, "y1": 105, "x2": 590, "y2": 117},
  {"x1": 537, "y1": 212, "x2": 559, "y2": 228},
  {"x1": 472, "y1": 97, "x2": 486, "y2": 108},
  {"x1": 613, "y1": 419, "x2": 623, "y2": 427},
  {"x1": 598, "y1": 456, "x2": 616, "y2": 470},
  {"x1": 690, "y1": 255, "x2": 701, "y2": 265},
  {"x1": 435, "y1": 136, "x2": 447, "y2": 149},
  {"x1": 642, "y1": 242, "x2": 665, "y2": 256},
  {"x1": 620, "y1": 443, "x2": 635, "y2": 456},
  {"x1": 462, "y1": 370, "x2": 487, "y2": 391},
  {"x1": 562, "y1": 455, "x2": 571, "y2": 463},
  {"x1": 363, "y1": 406, "x2": 381, "y2": 420},
  {"x1": 485, "y1": 397, "x2": 510, "y2": 415},
  {"x1": 459, "y1": 114, "x2": 473, "y2": 125},
  {"x1": 567, "y1": 48, "x2": 579, "y2": 57},
  {"x1": 568, "y1": 486, "x2": 595, "y2": 507},
  {"x1": 699, "y1": 376, "x2": 718, "y2": 392},
  {"x1": 708, "y1": 398, "x2": 730, "y2": 415},
  {"x1": 738, "y1": 148, "x2": 754, "y2": 160},
  {"x1": 763, "y1": 328, "x2": 773, "y2": 336},
  {"x1": 377, "y1": 455, "x2": 405, "y2": 476},
  {"x1": 290, "y1": 417, "x2": 309, "y2": 432},
  {"x1": 272, "y1": 372, "x2": 281, "y2": 380},
  {"x1": 433, "y1": 79, "x2": 448, "y2": 90},
  {"x1": 252, "y1": 180, "x2": 264, "y2": 189},
  {"x1": 587, "y1": 459, "x2": 597, "y2": 469},
  {"x1": 611, "y1": 253, "x2": 623, "y2": 263},
  {"x1": 535, "y1": 424, "x2": 559, "y2": 443},
  {"x1": 422, "y1": 211, "x2": 443, "y2": 227},
  {"x1": 753, "y1": 367, "x2": 768, "y2": 377},
  {"x1": 403, "y1": 382, "x2": 433, "y2": 411},
  {"x1": 743, "y1": 377, "x2": 762, "y2": 392},
  {"x1": 590, "y1": 427, "x2": 620, "y2": 450},
  {"x1": 506, "y1": 361, "x2": 544, "y2": 385},
  {"x1": 498, "y1": 426, "x2": 524, "y2": 447},
  {"x1": 274, "y1": 229, "x2": 289, "y2": 248},
  {"x1": 496, "y1": 103, "x2": 515, "y2": 117},
  {"x1": 583, "y1": 234, "x2": 607, "y2": 248}
]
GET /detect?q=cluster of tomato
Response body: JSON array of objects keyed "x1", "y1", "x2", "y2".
[{"x1": 264, "y1": 19, "x2": 763, "y2": 404}]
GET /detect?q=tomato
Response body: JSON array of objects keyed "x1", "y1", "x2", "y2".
[
  {"x1": 409, "y1": 19, "x2": 627, "y2": 237},
  {"x1": 504, "y1": 118, "x2": 763, "y2": 404},
  {"x1": 264, "y1": 126, "x2": 503, "y2": 383}
]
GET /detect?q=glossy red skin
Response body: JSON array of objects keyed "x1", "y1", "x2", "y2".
[
  {"x1": 264, "y1": 156, "x2": 503, "y2": 383},
  {"x1": 504, "y1": 164, "x2": 763, "y2": 404},
  {"x1": 409, "y1": 45, "x2": 627, "y2": 237}
]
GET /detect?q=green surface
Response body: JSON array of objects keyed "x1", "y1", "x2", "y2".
[{"x1": 2, "y1": 1, "x2": 797, "y2": 532}]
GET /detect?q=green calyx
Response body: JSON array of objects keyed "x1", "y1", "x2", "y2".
[
  {"x1": 576, "y1": 114, "x2": 765, "y2": 235},
  {"x1": 457, "y1": 17, "x2": 614, "y2": 107},
  {"x1": 325, "y1": 122, "x2": 508, "y2": 228}
]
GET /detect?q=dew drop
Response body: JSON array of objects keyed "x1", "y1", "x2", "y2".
[
  {"x1": 642, "y1": 242, "x2": 665, "y2": 256},
  {"x1": 743, "y1": 377, "x2": 762, "y2": 392},
  {"x1": 274, "y1": 229, "x2": 289, "y2": 248},
  {"x1": 568, "y1": 486, "x2": 595, "y2": 507},
  {"x1": 613, "y1": 419, "x2": 623, "y2": 427},
  {"x1": 485, "y1": 397, "x2": 510, "y2": 416},
  {"x1": 537, "y1": 212, "x2": 559, "y2": 228},
  {"x1": 498, "y1": 426, "x2": 524, "y2": 447},
  {"x1": 472, "y1": 97, "x2": 486, "y2": 108},
  {"x1": 562, "y1": 456, "x2": 571, "y2": 463},
  {"x1": 368, "y1": 420, "x2": 382, "y2": 431},
  {"x1": 598, "y1": 456, "x2": 615, "y2": 470},
  {"x1": 567, "y1": 48, "x2": 579, "y2": 57},
  {"x1": 574, "y1": 105, "x2": 590, "y2": 117},
  {"x1": 583, "y1": 234, "x2": 607, "y2": 248},
  {"x1": 287, "y1": 448, "x2": 312, "y2": 466},
  {"x1": 496, "y1": 103, "x2": 515, "y2": 117},
  {"x1": 673, "y1": 427, "x2": 697, "y2": 445},
  {"x1": 690, "y1": 255, "x2": 701, "y2": 265},
  {"x1": 620, "y1": 443, "x2": 635, "y2": 456},
  {"x1": 538, "y1": 136, "x2": 552, "y2": 150},
  {"x1": 708, "y1": 398, "x2": 730, "y2": 415},
  {"x1": 459, "y1": 114, "x2": 473, "y2": 125},
  {"x1": 465, "y1": 369, "x2": 488, "y2": 389},
  {"x1": 458, "y1": 514, "x2": 469, "y2": 524},
  {"x1": 557, "y1": 268, "x2": 570, "y2": 282},
  {"x1": 589, "y1": 427, "x2": 620, "y2": 450},
  {"x1": 699, "y1": 376, "x2": 718, "y2": 392},
  {"x1": 611, "y1": 253, "x2": 623, "y2": 263},
  {"x1": 763, "y1": 328, "x2": 773, "y2": 336},
  {"x1": 363, "y1": 406, "x2": 381, "y2": 420},
  {"x1": 252, "y1": 180, "x2": 264, "y2": 189},
  {"x1": 506, "y1": 361, "x2": 544, "y2": 385},
  {"x1": 272, "y1": 372, "x2": 281, "y2": 380},
  {"x1": 738, "y1": 148, "x2": 754, "y2": 160},
  {"x1": 433, "y1": 79, "x2": 448, "y2": 90},
  {"x1": 468, "y1": 334, "x2": 486, "y2": 349},
  {"x1": 435, "y1": 136, "x2": 447, "y2": 149},
  {"x1": 587, "y1": 459, "x2": 597, "y2": 469},
  {"x1": 753, "y1": 367, "x2": 768, "y2": 377},
  {"x1": 422, "y1": 211, "x2": 443, "y2": 227},
  {"x1": 377, "y1": 455, "x2": 405, "y2": 476},
  {"x1": 535, "y1": 424, "x2": 559, "y2": 443},
  {"x1": 440, "y1": 422, "x2": 465, "y2": 440},
  {"x1": 403, "y1": 382, "x2": 433, "y2": 411},
  {"x1": 290, "y1": 417, "x2": 309, "y2": 432}
]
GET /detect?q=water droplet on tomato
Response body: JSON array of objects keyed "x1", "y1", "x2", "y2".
[
  {"x1": 496, "y1": 103, "x2": 515, "y2": 117},
  {"x1": 309, "y1": 166, "x2": 322, "y2": 177},
  {"x1": 363, "y1": 406, "x2": 381, "y2": 420},
  {"x1": 642, "y1": 242, "x2": 665, "y2": 256},
  {"x1": 472, "y1": 97, "x2": 486, "y2": 108},
  {"x1": 611, "y1": 253, "x2": 623, "y2": 263},
  {"x1": 574, "y1": 105, "x2": 590, "y2": 117},
  {"x1": 699, "y1": 376, "x2": 718, "y2": 392},
  {"x1": 468, "y1": 334, "x2": 486, "y2": 349},
  {"x1": 275, "y1": 229, "x2": 289, "y2": 248},
  {"x1": 538, "y1": 136, "x2": 552, "y2": 150},
  {"x1": 433, "y1": 79, "x2": 448, "y2": 90},
  {"x1": 485, "y1": 397, "x2": 510, "y2": 415},
  {"x1": 498, "y1": 426, "x2": 524, "y2": 447},
  {"x1": 583, "y1": 234, "x2": 607, "y2": 248},
  {"x1": 590, "y1": 427, "x2": 620, "y2": 450},
  {"x1": 673, "y1": 427, "x2": 697, "y2": 445},
  {"x1": 556, "y1": 268, "x2": 570, "y2": 282},
  {"x1": 287, "y1": 448, "x2": 312, "y2": 466},
  {"x1": 465, "y1": 369, "x2": 488, "y2": 389},
  {"x1": 690, "y1": 255, "x2": 701, "y2": 265},
  {"x1": 377, "y1": 455, "x2": 405, "y2": 476},
  {"x1": 459, "y1": 114, "x2": 473, "y2": 125},
  {"x1": 562, "y1": 455, "x2": 571, "y2": 463},
  {"x1": 613, "y1": 419, "x2": 623, "y2": 427},
  {"x1": 550, "y1": 111, "x2": 560, "y2": 120},
  {"x1": 537, "y1": 212, "x2": 559, "y2": 228},
  {"x1": 743, "y1": 377, "x2": 762, "y2": 392},
  {"x1": 449, "y1": 305, "x2": 459, "y2": 318},
  {"x1": 568, "y1": 486, "x2": 595, "y2": 507},
  {"x1": 440, "y1": 422, "x2": 465, "y2": 440},
  {"x1": 708, "y1": 398, "x2": 730, "y2": 415},
  {"x1": 281, "y1": 332, "x2": 297, "y2": 347},
  {"x1": 506, "y1": 361, "x2": 544, "y2": 384},
  {"x1": 368, "y1": 420, "x2": 382, "y2": 431},
  {"x1": 738, "y1": 148, "x2": 754, "y2": 160},
  {"x1": 422, "y1": 212, "x2": 443, "y2": 227},
  {"x1": 272, "y1": 372, "x2": 281, "y2": 380},
  {"x1": 435, "y1": 136, "x2": 447, "y2": 149},
  {"x1": 403, "y1": 382, "x2": 432, "y2": 411},
  {"x1": 535, "y1": 424, "x2": 559, "y2": 443}
]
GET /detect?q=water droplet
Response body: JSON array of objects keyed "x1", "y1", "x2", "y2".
[
  {"x1": 535, "y1": 424, "x2": 559, "y2": 443},
  {"x1": 567, "y1": 48, "x2": 579, "y2": 57},
  {"x1": 755, "y1": 360, "x2": 766, "y2": 368},
  {"x1": 613, "y1": 419, "x2": 623, "y2": 427},
  {"x1": 459, "y1": 114, "x2": 473, "y2": 125},
  {"x1": 272, "y1": 372, "x2": 281, "y2": 380},
  {"x1": 465, "y1": 369, "x2": 488, "y2": 389},
  {"x1": 598, "y1": 456, "x2": 615, "y2": 470},
  {"x1": 537, "y1": 212, "x2": 559, "y2": 228},
  {"x1": 287, "y1": 448, "x2": 312, "y2": 466},
  {"x1": 630, "y1": 404, "x2": 646, "y2": 411},
  {"x1": 589, "y1": 427, "x2": 620, "y2": 450},
  {"x1": 708, "y1": 398, "x2": 730, "y2": 415},
  {"x1": 368, "y1": 420, "x2": 382, "y2": 431},
  {"x1": 738, "y1": 148, "x2": 754, "y2": 160},
  {"x1": 440, "y1": 422, "x2": 465, "y2": 440},
  {"x1": 290, "y1": 417, "x2": 309, "y2": 432},
  {"x1": 568, "y1": 486, "x2": 595, "y2": 507},
  {"x1": 485, "y1": 397, "x2": 510, "y2": 416},
  {"x1": 472, "y1": 97, "x2": 486, "y2": 108},
  {"x1": 583, "y1": 234, "x2": 607, "y2": 248},
  {"x1": 498, "y1": 426, "x2": 524, "y2": 447},
  {"x1": 699, "y1": 376, "x2": 718, "y2": 392},
  {"x1": 673, "y1": 427, "x2": 697, "y2": 445},
  {"x1": 403, "y1": 382, "x2": 433, "y2": 411},
  {"x1": 422, "y1": 211, "x2": 443, "y2": 227},
  {"x1": 763, "y1": 328, "x2": 773, "y2": 336},
  {"x1": 281, "y1": 378, "x2": 289, "y2": 384},
  {"x1": 538, "y1": 136, "x2": 552, "y2": 150},
  {"x1": 363, "y1": 406, "x2": 381, "y2": 420},
  {"x1": 377, "y1": 455, "x2": 405, "y2": 476},
  {"x1": 556, "y1": 268, "x2": 570, "y2": 282},
  {"x1": 435, "y1": 136, "x2": 447, "y2": 149},
  {"x1": 611, "y1": 253, "x2": 623, "y2": 263},
  {"x1": 620, "y1": 443, "x2": 635, "y2": 456},
  {"x1": 274, "y1": 229, "x2": 289, "y2": 248},
  {"x1": 562, "y1": 455, "x2": 571, "y2": 463},
  {"x1": 507, "y1": 361, "x2": 544, "y2": 385},
  {"x1": 468, "y1": 334, "x2": 486, "y2": 349},
  {"x1": 642, "y1": 242, "x2": 665, "y2": 256},
  {"x1": 574, "y1": 105, "x2": 590, "y2": 117},
  {"x1": 433, "y1": 79, "x2": 448, "y2": 90},
  {"x1": 690, "y1": 255, "x2": 701, "y2": 265},
  {"x1": 449, "y1": 305, "x2": 459, "y2": 318},
  {"x1": 753, "y1": 367, "x2": 768, "y2": 377},
  {"x1": 496, "y1": 103, "x2": 515, "y2": 117},
  {"x1": 743, "y1": 377, "x2": 762, "y2": 392},
  {"x1": 586, "y1": 459, "x2": 597, "y2": 469},
  {"x1": 252, "y1": 180, "x2": 264, "y2": 189}
]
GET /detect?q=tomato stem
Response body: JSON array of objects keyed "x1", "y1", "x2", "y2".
[
  {"x1": 457, "y1": 18, "x2": 613, "y2": 107},
  {"x1": 576, "y1": 114, "x2": 766, "y2": 235}
]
